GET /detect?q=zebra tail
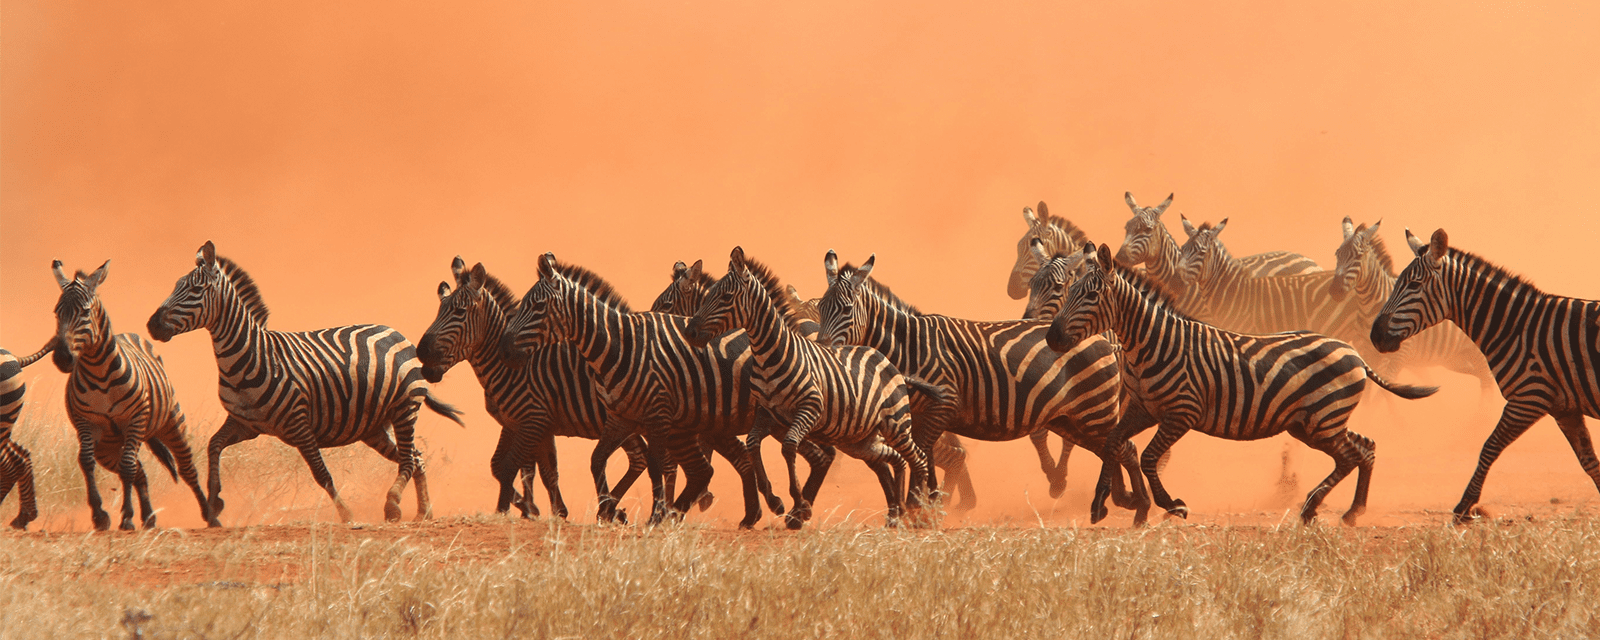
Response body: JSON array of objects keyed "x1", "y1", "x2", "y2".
[
  {"x1": 1364, "y1": 366, "x2": 1440, "y2": 400},
  {"x1": 903, "y1": 375, "x2": 957, "y2": 424},
  {"x1": 15, "y1": 337, "x2": 59, "y2": 368},
  {"x1": 146, "y1": 439, "x2": 180, "y2": 483},
  {"x1": 424, "y1": 390, "x2": 467, "y2": 428}
]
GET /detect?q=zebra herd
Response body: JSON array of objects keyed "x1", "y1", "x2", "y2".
[{"x1": 2, "y1": 193, "x2": 1599, "y2": 530}]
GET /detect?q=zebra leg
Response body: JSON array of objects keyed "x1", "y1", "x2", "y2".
[
  {"x1": 706, "y1": 434, "x2": 763, "y2": 529},
  {"x1": 205, "y1": 416, "x2": 259, "y2": 524},
  {"x1": 534, "y1": 432, "x2": 568, "y2": 519},
  {"x1": 361, "y1": 430, "x2": 433, "y2": 521},
  {"x1": 1340, "y1": 432, "x2": 1377, "y2": 526},
  {"x1": 1292, "y1": 427, "x2": 1365, "y2": 526},
  {"x1": 156, "y1": 422, "x2": 216, "y2": 528},
  {"x1": 381, "y1": 406, "x2": 424, "y2": 522},
  {"x1": 744, "y1": 412, "x2": 786, "y2": 515},
  {"x1": 694, "y1": 436, "x2": 717, "y2": 512},
  {"x1": 1138, "y1": 424, "x2": 1191, "y2": 519},
  {"x1": 665, "y1": 434, "x2": 717, "y2": 525},
  {"x1": 1553, "y1": 412, "x2": 1600, "y2": 499},
  {"x1": 73, "y1": 419, "x2": 111, "y2": 531},
  {"x1": 488, "y1": 421, "x2": 521, "y2": 515},
  {"x1": 910, "y1": 421, "x2": 948, "y2": 506},
  {"x1": 589, "y1": 418, "x2": 637, "y2": 523},
  {"x1": 607, "y1": 434, "x2": 653, "y2": 525},
  {"x1": 779, "y1": 405, "x2": 824, "y2": 530},
  {"x1": 292, "y1": 442, "x2": 354, "y2": 523},
  {"x1": 933, "y1": 433, "x2": 976, "y2": 512},
  {"x1": 2, "y1": 441, "x2": 37, "y2": 530},
  {"x1": 796, "y1": 440, "x2": 837, "y2": 510},
  {"x1": 1452, "y1": 400, "x2": 1545, "y2": 525},
  {"x1": 1028, "y1": 428, "x2": 1071, "y2": 499}
]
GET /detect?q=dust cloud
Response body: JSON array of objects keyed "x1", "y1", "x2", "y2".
[{"x1": 4, "y1": 2, "x2": 1599, "y2": 529}]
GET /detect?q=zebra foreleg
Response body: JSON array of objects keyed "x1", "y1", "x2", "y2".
[
  {"x1": 779, "y1": 405, "x2": 823, "y2": 530},
  {"x1": 606, "y1": 434, "x2": 653, "y2": 525},
  {"x1": 1029, "y1": 428, "x2": 1073, "y2": 499},
  {"x1": 1138, "y1": 423, "x2": 1191, "y2": 519},
  {"x1": 796, "y1": 441, "x2": 836, "y2": 512},
  {"x1": 108, "y1": 428, "x2": 155, "y2": 531},
  {"x1": 589, "y1": 418, "x2": 638, "y2": 523},
  {"x1": 932, "y1": 433, "x2": 976, "y2": 512},
  {"x1": 1553, "y1": 413, "x2": 1600, "y2": 502},
  {"x1": 743, "y1": 412, "x2": 786, "y2": 515},
  {"x1": 664, "y1": 434, "x2": 718, "y2": 526},
  {"x1": 1, "y1": 441, "x2": 37, "y2": 530},
  {"x1": 205, "y1": 417, "x2": 259, "y2": 526},
  {"x1": 706, "y1": 433, "x2": 763, "y2": 529},
  {"x1": 488, "y1": 421, "x2": 521, "y2": 515},
  {"x1": 74, "y1": 420, "x2": 111, "y2": 531},
  {"x1": 1452, "y1": 401, "x2": 1544, "y2": 525},
  {"x1": 534, "y1": 432, "x2": 568, "y2": 519},
  {"x1": 381, "y1": 407, "x2": 424, "y2": 522}
]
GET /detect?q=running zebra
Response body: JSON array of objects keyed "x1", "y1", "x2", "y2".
[
  {"x1": 1329, "y1": 219, "x2": 1494, "y2": 391},
  {"x1": 1048, "y1": 243, "x2": 1437, "y2": 525},
  {"x1": 651, "y1": 259, "x2": 981, "y2": 511},
  {"x1": 501, "y1": 253, "x2": 769, "y2": 528},
  {"x1": 52, "y1": 260, "x2": 213, "y2": 530},
  {"x1": 821, "y1": 250, "x2": 1153, "y2": 524},
  {"x1": 147, "y1": 241, "x2": 464, "y2": 524},
  {"x1": 1114, "y1": 192, "x2": 1320, "y2": 292},
  {"x1": 418, "y1": 257, "x2": 654, "y2": 521},
  {"x1": 685, "y1": 247, "x2": 936, "y2": 527},
  {"x1": 1007, "y1": 201, "x2": 1094, "y2": 300},
  {"x1": 1175, "y1": 217, "x2": 1362, "y2": 340},
  {"x1": 1371, "y1": 229, "x2": 1600, "y2": 524},
  {"x1": 0, "y1": 340, "x2": 55, "y2": 529}
]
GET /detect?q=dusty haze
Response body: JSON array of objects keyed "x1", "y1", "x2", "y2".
[{"x1": 4, "y1": 2, "x2": 1599, "y2": 529}]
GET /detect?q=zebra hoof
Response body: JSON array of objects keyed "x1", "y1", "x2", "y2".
[
  {"x1": 783, "y1": 514, "x2": 805, "y2": 530},
  {"x1": 765, "y1": 495, "x2": 787, "y2": 516},
  {"x1": 383, "y1": 502, "x2": 403, "y2": 523},
  {"x1": 206, "y1": 518, "x2": 223, "y2": 529},
  {"x1": 91, "y1": 511, "x2": 111, "y2": 531},
  {"x1": 142, "y1": 514, "x2": 158, "y2": 530},
  {"x1": 119, "y1": 519, "x2": 136, "y2": 532},
  {"x1": 1089, "y1": 504, "x2": 1109, "y2": 525},
  {"x1": 696, "y1": 491, "x2": 715, "y2": 512},
  {"x1": 1165, "y1": 501, "x2": 1189, "y2": 520},
  {"x1": 615, "y1": 509, "x2": 629, "y2": 525},
  {"x1": 1048, "y1": 477, "x2": 1068, "y2": 500},
  {"x1": 209, "y1": 497, "x2": 227, "y2": 518}
]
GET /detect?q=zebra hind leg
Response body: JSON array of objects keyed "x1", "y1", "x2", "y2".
[
  {"x1": 1292, "y1": 427, "x2": 1364, "y2": 526},
  {"x1": 380, "y1": 407, "x2": 424, "y2": 522},
  {"x1": 933, "y1": 433, "x2": 977, "y2": 512},
  {"x1": 706, "y1": 433, "x2": 762, "y2": 529},
  {"x1": 1, "y1": 441, "x2": 37, "y2": 529},
  {"x1": 157, "y1": 422, "x2": 218, "y2": 528},
  {"x1": 364, "y1": 428, "x2": 432, "y2": 521},
  {"x1": 114, "y1": 434, "x2": 154, "y2": 530},
  {"x1": 1341, "y1": 432, "x2": 1377, "y2": 526},
  {"x1": 294, "y1": 443, "x2": 355, "y2": 523}
]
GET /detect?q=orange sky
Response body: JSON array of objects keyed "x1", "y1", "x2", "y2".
[{"x1": 4, "y1": 2, "x2": 1599, "y2": 529}]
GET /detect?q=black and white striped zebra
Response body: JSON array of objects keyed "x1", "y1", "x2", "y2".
[
  {"x1": 417, "y1": 257, "x2": 653, "y2": 521},
  {"x1": 0, "y1": 340, "x2": 55, "y2": 530},
  {"x1": 650, "y1": 259, "x2": 981, "y2": 512},
  {"x1": 684, "y1": 247, "x2": 935, "y2": 527},
  {"x1": 52, "y1": 260, "x2": 214, "y2": 530},
  {"x1": 1048, "y1": 243, "x2": 1437, "y2": 525},
  {"x1": 1329, "y1": 219, "x2": 1494, "y2": 392},
  {"x1": 1175, "y1": 217, "x2": 1364, "y2": 339},
  {"x1": 1371, "y1": 229, "x2": 1600, "y2": 524},
  {"x1": 820, "y1": 250, "x2": 1154, "y2": 524},
  {"x1": 147, "y1": 241, "x2": 464, "y2": 524},
  {"x1": 500, "y1": 253, "x2": 771, "y2": 528},
  {"x1": 1112, "y1": 192, "x2": 1321, "y2": 293}
]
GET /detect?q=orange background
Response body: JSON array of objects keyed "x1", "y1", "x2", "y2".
[{"x1": 4, "y1": 2, "x2": 1599, "y2": 529}]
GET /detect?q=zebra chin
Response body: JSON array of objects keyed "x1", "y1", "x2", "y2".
[
  {"x1": 1327, "y1": 279, "x2": 1349, "y2": 302},
  {"x1": 1369, "y1": 316, "x2": 1405, "y2": 354},
  {"x1": 1045, "y1": 323, "x2": 1085, "y2": 354}
]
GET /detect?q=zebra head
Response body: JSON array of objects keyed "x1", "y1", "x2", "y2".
[
  {"x1": 818, "y1": 249, "x2": 875, "y2": 348},
  {"x1": 649, "y1": 259, "x2": 708, "y2": 315},
  {"x1": 50, "y1": 259, "x2": 111, "y2": 373},
  {"x1": 419, "y1": 257, "x2": 495, "y2": 383},
  {"x1": 1046, "y1": 243, "x2": 1113, "y2": 353},
  {"x1": 1371, "y1": 228, "x2": 1451, "y2": 353},
  {"x1": 785, "y1": 285, "x2": 821, "y2": 324},
  {"x1": 1329, "y1": 218, "x2": 1385, "y2": 302},
  {"x1": 1175, "y1": 216, "x2": 1228, "y2": 292},
  {"x1": 148, "y1": 241, "x2": 267, "y2": 342},
  {"x1": 1022, "y1": 238, "x2": 1091, "y2": 321},
  {"x1": 684, "y1": 247, "x2": 754, "y2": 348},
  {"x1": 1113, "y1": 192, "x2": 1174, "y2": 268},
  {"x1": 501, "y1": 252, "x2": 573, "y2": 364}
]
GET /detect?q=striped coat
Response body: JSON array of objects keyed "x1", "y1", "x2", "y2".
[
  {"x1": 1372, "y1": 229, "x2": 1600, "y2": 523},
  {"x1": 1110, "y1": 192, "x2": 1320, "y2": 293},
  {"x1": 1049, "y1": 243, "x2": 1436, "y2": 525},
  {"x1": 53, "y1": 260, "x2": 213, "y2": 530},
  {"x1": 148, "y1": 241, "x2": 464, "y2": 524},
  {"x1": 0, "y1": 340, "x2": 54, "y2": 529}
]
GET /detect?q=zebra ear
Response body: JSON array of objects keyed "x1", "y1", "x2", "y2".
[
  {"x1": 437, "y1": 281, "x2": 452, "y2": 301},
  {"x1": 686, "y1": 259, "x2": 704, "y2": 282},
  {"x1": 538, "y1": 252, "x2": 557, "y2": 280},
  {"x1": 671, "y1": 261, "x2": 688, "y2": 281},
  {"x1": 51, "y1": 259, "x2": 70, "y2": 288},
  {"x1": 1124, "y1": 191, "x2": 1139, "y2": 212},
  {"x1": 1366, "y1": 219, "x2": 1382, "y2": 239},
  {"x1": 1181, "y1": 215, "x2": 1198, "y2": 237},
  {"x1": 1022, "y1": 206, "x2": 1039, "y2": 227},
  {"x1": 1213, "y1": 218, "x2": 1228, "y2": 235},
  {"x1": 785, "y1": 284, "x2": 804, "y2": 305},
  {"x1": 1037, "y1": 201, "x2": 1050, "y2": 220},
  {"x1": 1153, "y1": 193, "x2": 1173, "y2": 215},
  {"x1": 451, "y1": 256, "x2": 467, "y2": 281},
  {"x1": 1095, "y1": 243, "x2": 1115, "y2": 270},
  {"x1": 853, "y1": 254, "x2": 876, "y2": 284},
  {"x1": 1428, "y1": 229, "x2": 1449, "y2": 260},
  {"x1": 729, "y1": 246, "x2": 746, "y2": 273},
  {"x1": 1341, "y1": 217, "x2": 1355, "y2": 240},
  {"x1": 466, "y1": 263, "x2": 488, "y2": 291},
  {"x1": 824, "y1": 250, "x2": 840, "y2": 284},
  {"x1": 1405, "y1": 228, "x2": 1426, "y2": 256},
  {"x1": 85, "y1": 260, "x2": 110, "y2": 291},
  {"x1": 198, "y1": 241, "x2": 217, "y2": 268},
  {"x1": 1029, "y1": 237, "x2": 1050, "y2": 263}
]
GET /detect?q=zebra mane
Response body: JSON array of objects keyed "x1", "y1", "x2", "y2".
[
  {"x1": 472, "y1": 270, "x2": 521, "y2": 320},
  {"x1": 1357, "y1": 224, "x2": 1396, "y2": 276},
  {"x1": 552, "y1": 260, "x2": 633, "y2": 314},
  {"x1": 1444, "y1": 246, "x2": 1543, "y2": 295},
  {"x1": 216, "y1": 256, "x2": 270, "y2": 326},
  {"x1": 736, "y1": 254, "x2": 806, "y2": 333},
  {"x1": 838, "y1": 263, "x2": 923, "y2": 316},
  {"x1": 686, "y1": 268, "x2": 717, "y2": 293},
  {"x1": 1034, "y1": 210, "x2": 1092, "y2": 250},
  {"x1": 1108, "y1": 260, "x2": 1196, "y2": 322}
]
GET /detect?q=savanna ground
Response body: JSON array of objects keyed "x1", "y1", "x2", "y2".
[{"x1": 4, "y1": 383, "x2": 1599, "y2": 638}]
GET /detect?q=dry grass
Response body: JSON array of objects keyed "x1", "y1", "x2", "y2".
[{"x1": 1, "y1": 516, "x2": 1596, "y2": 639}]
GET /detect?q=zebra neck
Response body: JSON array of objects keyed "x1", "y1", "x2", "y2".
[
  {"x1": 740, "y1": 301, "x2": 806, "y2": 375},
  {"x1": 1106, "y1": 279, "x2": 1180, "y2": 372},
  {"x1": 205, "y1": 299, "x2": 270, "y2": 381},
  {"x1": 70, "y1": 317, "x2": 125, "y2": 379},
  {"x1": 467, "y1": 312, "x2": 515, "y2": 382},
  {"x1": 1146, "y1": 227, "x2": 1183, "y2": 287},
  {"x1": 863, "y1": 309, "x2": 936, "y2": 377},
  {"x1": 1355, "y1": 265, "x2": 1394, "y2": 316},
  {"x1": 1442, "y1": 261, "x2": 1534, "y2": 355},
  {"x1": 568, "y1": 305, "x2": 639, "y2": 388}
]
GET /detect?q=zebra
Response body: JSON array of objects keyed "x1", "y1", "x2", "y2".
[
  {"x1": 820, "y1": 250, "x2": 1154, "y2": 525},
  {"x1": 147, "y1": 241, "x2": 464, "y2": 524},
  {"x1": 51, "y1": 260, "x2": 214, "y2": 530},
  {"x1": 1047, "y1": 242, "x2": 1437, "y2": 525},
  {"x1": 1329, "y1": 218, "x2": 1495, "y2": 392},
  {"x1": 1114, "y1": 192, "x2": 1320, "y2": 292},
  {"x1": 500, "y1": 253, "x2": 771, "y2": 528},
  {"x1": 650, "y1": 259, "x2": 981, "y2": 512},
  {"x1": 1174, "y1": 217, "x2": 1363, "y2": 338},
  {"x1": 0, "y1": 339, "x2": 55, "y2": 530},
  {"x1": 1371, "y1": 228, "x2": 1600, "y2": 524},
  {"x1": 684, "y1": 247, "x2": 938, "y2": 527},
  {"x1": 417, "y1": 257, "x2": 655, "y2": 521}
]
